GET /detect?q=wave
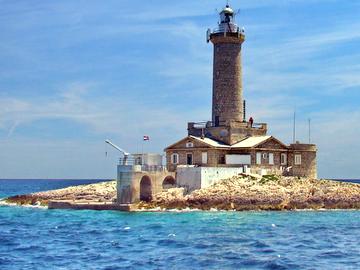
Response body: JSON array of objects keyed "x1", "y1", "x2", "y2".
[
  {"x1": 135, "y1": 207, "x2": 202, "y2": 212},
  {"x1": 0, "y1": 199, "x2": 47, "y2": 209}
]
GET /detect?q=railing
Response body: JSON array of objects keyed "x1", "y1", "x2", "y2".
[
  {"x1": 211, "y1": 27, "x2": 245, "y2": 35},
  {"x1": 118, "y1": 158, "x2": 166, "y2": 172},
  {"x1": 119, "y1": 157, "x2": 136, "y2": 165},
  {"x1": 251, "y1": 123, "x2": 267, "y2": 129},
  {"x1": 189, "y1": 121, "x2": 227, "y2": 129}
]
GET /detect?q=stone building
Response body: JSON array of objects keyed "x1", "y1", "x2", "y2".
[{"x1": 165, "y1": 4, "x2": 317, "y2": 179}]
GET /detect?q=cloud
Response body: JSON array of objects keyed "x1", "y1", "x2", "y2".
[{"x1": 0, "y1": 82, "x2": 207, "y2": 146}]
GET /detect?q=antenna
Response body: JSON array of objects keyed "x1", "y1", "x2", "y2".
[
  {"x1": 308, "y1": 118, "x2": 311, "y2": 144},
  {"x1": 292, "y1": 109, "x2": 296, "y2": 144},
  {"x1": 233, "y1": 9, "x2": 239, "y2": 21}
]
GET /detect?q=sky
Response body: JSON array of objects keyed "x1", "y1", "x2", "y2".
[{"x1": 0, "y1": 0, "x2": 359, "y2": 179}]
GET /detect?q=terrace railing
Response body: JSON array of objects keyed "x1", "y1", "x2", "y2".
[{"x1": 118, "y1": 158, "x2": 166, "y2": 172}]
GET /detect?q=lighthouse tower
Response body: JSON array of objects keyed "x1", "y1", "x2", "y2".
[
  {"x1": 187, "y1": 4, "x2": 267, "y2": 145},
  {"x1": 207, "y1": 4, "x2": 245, "y2": 126}
]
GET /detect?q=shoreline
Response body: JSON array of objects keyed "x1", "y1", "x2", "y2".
[
  {"x1": 2, "y1": 175, "x2": 360, "y2": 212},
  {"x1": 2, "y1": 199, "x2": 360, "y2": 213},
  {"x1": 0, "y1": 178, "x2": 112, "y2": 181},
  {"x1": 136, "y1": 175, "x2": 360, "y2": 211}
]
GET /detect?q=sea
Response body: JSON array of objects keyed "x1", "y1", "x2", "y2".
[{"x1": 1, "y1": 179, "x2": 360, "y2": 270}]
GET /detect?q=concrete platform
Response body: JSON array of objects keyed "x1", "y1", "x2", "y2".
[{"x1": 48, "y1": 200, "x2": 138, "y2": 211}]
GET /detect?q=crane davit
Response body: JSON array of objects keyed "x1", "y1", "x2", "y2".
[{"x1": 105, "y1": 139, "x2": 130, "y2": 165}]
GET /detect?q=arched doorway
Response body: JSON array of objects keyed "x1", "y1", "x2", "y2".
[
  {"x1": 140, "y1": 176, "x2": 152, "y2": 202},
  {"x1": 162, "y1": 176, "x2": 176, "y2": 190}
]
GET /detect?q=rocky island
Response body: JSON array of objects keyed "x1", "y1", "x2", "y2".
[
  {"x1": 4, "y1": 181, "x2": 117, "y2": 206},
  {"x1": 139, "y1": 175, "x2": 360, "y2": 211},
  {"x1": 3, "y1": 175, "x2": 360, "y2": 211}
]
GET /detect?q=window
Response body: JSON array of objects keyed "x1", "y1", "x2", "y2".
[
  {"x1": 295, "y1": 154, "x2": 302, "y2": 165},
  {"x1": 215, "y1": 116, "x2": 220, "y2": 127},
  {"x1": 171, "y1": 153, "x2": 179, "y2": 164},
  {"x1": 269, "y1": 153, "x2": 274, "y2": 165},
  {"x1": 281, "y1": 153, "x2": 287, "y2": 165},
  {"x1": 202, "y1": 152, "x2": 208, "y2": 164},
  {"x1": 256, "y1": 153, "x2": 262, "y2": 165},
  {"x1": 219, "y1": 155, "x2": 226, "y2": 164},
  {"x1": 135, "y1": 157, "x2": 142, "y2": 165},
  {"x1": 186, "y1": 142, "x2": 194, "y2": 148}
]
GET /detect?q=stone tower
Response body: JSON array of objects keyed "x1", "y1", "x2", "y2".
[
  {"x1": 207, "y1": 4, "x2": 245, "y2": 126},
  {"x1": 187, "y1": 4, "x2": 267, "y2": 145}
]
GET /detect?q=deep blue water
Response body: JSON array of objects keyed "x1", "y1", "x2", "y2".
[
  {"x1": 1, "y1": 180, "x2": 360, "y2": 270},
  {"x1": 332, "y1": 179, "x2": 360, "y2": 184}
]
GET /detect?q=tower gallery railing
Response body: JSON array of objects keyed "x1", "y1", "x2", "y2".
[
  {"x1": 188, "y1": 121, "x2": 267, "y2": 129},
  {"x1": 211, "y1": 27, "x2": 245, "y2": 35}
]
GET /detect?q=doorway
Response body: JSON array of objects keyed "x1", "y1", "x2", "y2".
[
  {"x1": 186, "y1": 153, "x2": 193, "y2": 165},
  {"x1": 139, "y1": 176, "x2": 152, "y2": 202}
]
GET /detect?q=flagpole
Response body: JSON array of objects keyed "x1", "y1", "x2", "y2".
[
  {"x1": 308, "y1": 118, "x2": 311, "y2": 144},
  {"x1": 141, "y1": 138, "x2": 144, "y2": 167}
]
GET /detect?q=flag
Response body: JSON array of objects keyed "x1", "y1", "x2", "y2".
[{"x1": 143, "y1": 135, "x2": 150, "y2": 141}]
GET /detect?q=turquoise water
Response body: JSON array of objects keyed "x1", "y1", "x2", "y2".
[{"x1": 1, "y1": 180, "x2": 360, "y2": 269}]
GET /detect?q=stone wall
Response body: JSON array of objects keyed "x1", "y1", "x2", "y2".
[
  {"x1": 288, "y1": 144, "x2": 317, "y2": 178},
  {"x1": 229, "y1": 121, "x2": 267, "y2": 144},
  {"x1": 166, "y1": 141, "x2": 317, "y2": 178},
  {"x1": 117, "y1": 165, "x2": 175, "y2": 204},
  {"x1": 166, "y1": 148, "x2": 228, "y2": 172},
  {"x1": 257, "y1": 139, "x2": 286, "y2": 150}
]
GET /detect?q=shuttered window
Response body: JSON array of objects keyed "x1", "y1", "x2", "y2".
[
  {"x1": 171, "y1": 153, "x2": 179, "y2": 164},
  {"x1": 269, "y1": 153, "x2": 274, "y2": 165}
]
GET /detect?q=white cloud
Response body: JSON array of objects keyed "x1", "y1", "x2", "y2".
[{"x1": 0, "y1": 82, "x2": 206, "y2": 145}]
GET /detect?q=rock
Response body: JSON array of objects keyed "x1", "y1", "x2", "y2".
[
  {"x1": 6, "y1": 181, "x2": 117, "y2": 206},
  {"x1": 137, "y1": 175, "x2": 360, "y2": 211}
]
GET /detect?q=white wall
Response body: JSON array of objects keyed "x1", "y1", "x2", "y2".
[
  {"x1": 176, "y1": 166, "x2": 244, "y2": 192},
  {"x1": 200, "y1": 167, "x2": 244, "y2": 189},
  {"x1": 176, "y1": 166, "x2": 202, "y2": 192},
  {"x1": 225, "y1": 154, "x2": 251, "y2": 165}
]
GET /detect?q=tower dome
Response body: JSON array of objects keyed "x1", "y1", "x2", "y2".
[{"x1": 222, "y1": 4, "x2": 234, "y2": 15}]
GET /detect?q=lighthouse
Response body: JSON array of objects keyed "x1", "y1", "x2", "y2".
[
  {"x1": 207, "y1": 4, "x2": 245, "y2": 126},
  {"x1": 185, "y1": 3, "x2": 267, "y2": 145},
  {"x1": 165, "y1": 3, "x2": 317, "y2": 180}
]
